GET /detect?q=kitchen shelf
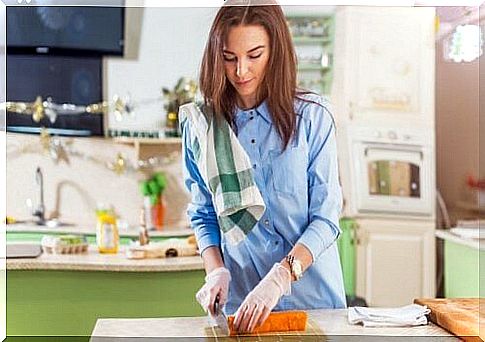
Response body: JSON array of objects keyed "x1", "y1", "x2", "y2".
[
  {"x1": 286, "y1": 13, "x2": 335, "y2": 95},
  {"x1": 112, "y1": 136, "x2": 182, "y2": 162},
  {"x1": 112, "y1": 137, "x2": 182, "y2": 145},
  {"x1": 298, "y1": 64, "x2": 331, "y2": 71},
  {"x1": 293, "y1": 36, "x2": 332, "y2": 44}
]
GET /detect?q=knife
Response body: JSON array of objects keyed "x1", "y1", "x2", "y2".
[{"x1": 212, "y1": 294, "x2": 230, "y2": 336}]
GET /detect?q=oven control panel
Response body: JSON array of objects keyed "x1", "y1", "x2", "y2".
[{"x1": 345, "y1": 125, "x2": 432, "y2": 146}]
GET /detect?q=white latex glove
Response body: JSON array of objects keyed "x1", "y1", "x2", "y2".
[
  {"x1": 195, "y1": 267, "x2": 231, "y2": 316},
  {"x1": 233, "y1": 263, "x2": 291, "y2": 333}
]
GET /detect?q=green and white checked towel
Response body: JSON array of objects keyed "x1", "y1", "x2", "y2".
[{"x1": 179, "y1": 102, "x2": 266, "y2": 245}]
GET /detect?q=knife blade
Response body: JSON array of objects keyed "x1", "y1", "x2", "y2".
[{"x1": 212, "y1": 294, "x2": 230, "y2": 336}]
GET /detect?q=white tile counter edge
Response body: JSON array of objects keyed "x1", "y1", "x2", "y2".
[
  {"x1": 7, "y1": 245, "x2": 204, "y2": 272},
  {"x1": 435, "y1": 229, "x2": 484, "y2": 251}
]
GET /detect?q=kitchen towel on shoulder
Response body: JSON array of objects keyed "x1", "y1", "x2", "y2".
[
  {"x1": 348, "y1": 304, "x2": 430, "y2": 327},
  {"x1": 179, "y1": 102, "x2": 266, "y2": 245}
]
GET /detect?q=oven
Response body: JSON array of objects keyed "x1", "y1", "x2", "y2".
[{"x1": 339, "y1": 124, "x2": 435, "y2": 218}]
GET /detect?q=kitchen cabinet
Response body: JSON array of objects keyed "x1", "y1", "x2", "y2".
[
  {"x1": 331, "y1": 7, "x2": 435, "y2": 127},
  {"x1": 436, "y1": 230, "x2": 484, "y2": 298},
  {"x1": 355, "y1": 218, "x2": 436, "y2": 307},
  {"x1": 6, "y1": 247, "x2": 205, "y2": 336},
  {"x1": 286, "y1": 14, "x2": 335, "y2": 95}
]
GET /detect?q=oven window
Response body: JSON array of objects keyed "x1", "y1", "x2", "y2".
[{"x1": 368, "y1": 160, "x2": 420, "y2": 198}]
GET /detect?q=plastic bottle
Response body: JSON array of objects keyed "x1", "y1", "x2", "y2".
[{"x1": 96, "y1": 212, "x2": 119, "y2": 254}]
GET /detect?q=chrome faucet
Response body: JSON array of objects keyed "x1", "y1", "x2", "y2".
[{"x1": 33, "y1": 167, "x2": 46, "y2": 225}]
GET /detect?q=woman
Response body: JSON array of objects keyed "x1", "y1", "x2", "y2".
[{"x1": 181, "y1": 0, "x2": 346, "y2": 334}]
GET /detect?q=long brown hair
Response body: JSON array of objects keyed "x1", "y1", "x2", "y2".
[{"x1": 199, "y1": 0, "x2": 301, "y2": 150}]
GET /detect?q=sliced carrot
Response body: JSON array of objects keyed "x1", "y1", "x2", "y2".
[{"x1": 227, "y1": 310, "x2": 308, "y2": 335}]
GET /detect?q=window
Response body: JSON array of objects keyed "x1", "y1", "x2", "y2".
[{"x1": 444, "y1": 24, "x2": 483, "y2": 63}]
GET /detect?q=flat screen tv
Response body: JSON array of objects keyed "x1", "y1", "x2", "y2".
[{"x1": 7, "y1": 5, "x2": 125, "y2": 56}]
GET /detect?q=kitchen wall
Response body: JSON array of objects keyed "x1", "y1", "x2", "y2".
[
  {"x1": 435, "y1": 8, "x2": 482, "y2": 224},
  {"x1": 104, "y1": 6, "x2": 216, "y2": 131}
]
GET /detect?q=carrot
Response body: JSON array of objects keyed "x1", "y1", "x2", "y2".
[{"x1": 227, "y1": 310, "x2": 308, "y2": 335}]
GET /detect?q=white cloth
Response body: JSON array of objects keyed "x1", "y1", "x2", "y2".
[
  {"x1": 348, "y1": 304, "x2": 430, "y2": 327},
  {"x1": 179, "y1": 102, "x2": 266, "y2": 245}
]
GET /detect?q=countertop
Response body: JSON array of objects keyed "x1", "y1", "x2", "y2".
[
  {"x1": 90, "y1": 309, "x2": 456, "y2": 341},
  {"x1": 7, "y1": 245, "x2": 204, "y2": 272},
  {"x1": 435, "y1": 229, "x2": 484, "y2": 251},
  {"x1": 7, "y1": 223, "x2": 194, "y2": 238}
]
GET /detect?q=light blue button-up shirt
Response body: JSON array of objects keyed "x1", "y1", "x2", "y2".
[{"x1": 182, "y1": 93, "x2": 346, "y2": 314}]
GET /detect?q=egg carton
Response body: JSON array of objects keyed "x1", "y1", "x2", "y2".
[
  {"x1": 42, "y1": 243, "x2": 89, "y2": 254},
  {"x1": 41, "y1": 235, "x2": 89, "y2": 255}
]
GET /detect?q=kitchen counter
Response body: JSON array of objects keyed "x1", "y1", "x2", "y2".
[
  {"x1": 435, "y1": 229, "x2": 484, "y2": 250},
  {"x1": 90, "y1": 309, "x2": 456, "y2": 341},
  {"x1": 7, "y1": 244, "x2": 204, "y2": 272}
]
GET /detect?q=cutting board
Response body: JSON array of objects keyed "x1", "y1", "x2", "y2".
[
  {"x1": 205, "y1": 317, "x2": 325, "y2": 340},
  {"x1": 414, "y1": 298, "x2": 485, "y2": 341}
]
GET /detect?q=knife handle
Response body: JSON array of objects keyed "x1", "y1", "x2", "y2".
[{"x1": 214, "y1": 293, "x2": 220, "y2": 313}]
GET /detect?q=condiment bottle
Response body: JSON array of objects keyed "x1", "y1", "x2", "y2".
[
  {"x1": 139, "y1": 207, "x2": 149, "y2": 246},
  {"x1": 96, "y1": 213, "x2": 119, "y2": 254}
]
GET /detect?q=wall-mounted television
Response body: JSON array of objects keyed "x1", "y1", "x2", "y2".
[
  {"x1": 6, "y1": 54, "x2": 104, "y2": 136},
  {"x1": 7, "y1": 5, "x2": 125, "y2": 56}
]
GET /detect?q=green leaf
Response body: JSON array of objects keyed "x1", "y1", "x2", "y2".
[
  {"x1": 140, "y1": 181, "x2": 151, "y2": 196},
  {"x1": 154, "y1": 172, "x2": 168, "y2": 193},
  {"x1": 148, "y1": 179, "x2": 161, "y2": 196}
]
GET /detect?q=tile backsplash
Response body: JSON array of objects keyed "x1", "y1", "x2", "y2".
[{"x1": 6, "y1": 133, "x2": 190, "y2": 231}]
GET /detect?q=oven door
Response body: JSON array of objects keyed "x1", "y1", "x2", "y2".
[{"x1": 352, "y1": 142, "x2": 433, "y2": 216}]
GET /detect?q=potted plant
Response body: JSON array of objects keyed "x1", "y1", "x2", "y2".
[{"x1": 140, "y1": 172, "x2": 167, "y2": 230}]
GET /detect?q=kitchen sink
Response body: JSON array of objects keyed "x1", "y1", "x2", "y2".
[{"x1": 40, "y1": 219, "x2": 76, "y2": 228}]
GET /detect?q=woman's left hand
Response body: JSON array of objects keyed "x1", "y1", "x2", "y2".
[{"x1": 232, "y1": 263, "x2": 292, "y2": 333}]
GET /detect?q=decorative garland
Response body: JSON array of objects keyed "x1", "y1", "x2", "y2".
[{"x1": 7, "y1": 128, "x2": 179, "y2": 175}]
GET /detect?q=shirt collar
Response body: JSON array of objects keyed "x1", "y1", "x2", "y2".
[{"x1": 235, "y1": 100, "x2": 272, "y2": 125}]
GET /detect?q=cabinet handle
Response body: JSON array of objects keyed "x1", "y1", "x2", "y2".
[{"x1": 353, "y1": 221, "x2": 360, "y2": 245}]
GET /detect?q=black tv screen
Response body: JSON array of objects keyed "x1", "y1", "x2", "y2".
[{"x1": 7, "y1": 6, "x2": 125, "y2": 56}]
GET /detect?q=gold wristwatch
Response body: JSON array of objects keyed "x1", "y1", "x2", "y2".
[{"x1": 286, "y1": 254, "x2": 303, "y2": 281}]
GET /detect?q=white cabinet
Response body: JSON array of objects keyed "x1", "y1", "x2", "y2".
[
  {"x1": 331, "y1": 7, "x2": 435, "y2": 127},
  {"x1": 355, "y1": 218, "x2": 436, "y2": 307}
]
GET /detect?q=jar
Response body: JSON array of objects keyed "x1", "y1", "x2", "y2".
[{"x1": 96, "y1": 213, "x2": 119, "y2": 254}]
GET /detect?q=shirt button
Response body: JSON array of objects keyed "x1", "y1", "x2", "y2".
[
  {"x1": 250, "y1": 116, "x2": 254, "y2": 120},
  {"x1": 251, "y1": 139, "x2": 256, "y2": 144},
  {"x1": 264, "y1": 220, "x2": 269, "y2": 225},
  {"x1": 253, "y1": 164, "x2": 257, "y2": 169}
]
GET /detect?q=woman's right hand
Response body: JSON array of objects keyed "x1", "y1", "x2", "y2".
[{"x1": 195, "y1": 267, "x2": 231, "y2": 316}]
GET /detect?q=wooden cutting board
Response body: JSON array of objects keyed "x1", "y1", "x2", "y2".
[{"x1": 414, "y1": 298, "x2": 485, "y2": 341}]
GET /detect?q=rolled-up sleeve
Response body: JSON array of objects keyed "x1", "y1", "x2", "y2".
[
  {"x1": 297, "y1": 103, "x2": 343, "y2": 262},
  {"x1": 182, "y1": 120, "x2": 221, "y2": 254}
]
